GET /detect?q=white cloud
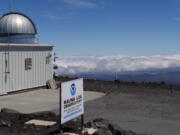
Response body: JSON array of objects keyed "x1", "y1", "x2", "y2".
[
  {"x1": 42, "y1": 11, "x2": 61, "y2": 20},
  {"x1": 62, "y1": 0, "x2": 97, "y2": 8},
  {"x1": 54, "y1": 55, "x2": 180, "y2": 75},
  {"x1": 174, "y1": 17, "x2": 180, "y2": 21}
]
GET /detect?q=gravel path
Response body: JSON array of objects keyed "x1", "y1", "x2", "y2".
[
  {"x1": 84, "y1": 89, "x2": 180, "y2": 135},
  {"x1": 0, "y1": 89, "x2": 105, "y2": 113}
]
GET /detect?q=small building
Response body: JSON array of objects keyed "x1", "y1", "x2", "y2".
[{"x1": 0, "y1": 12, "x2": 53, "y2": 95}]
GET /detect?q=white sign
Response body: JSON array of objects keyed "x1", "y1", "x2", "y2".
[{"x1": 61, "y1": 78, "x2": 84, "y2": 124}]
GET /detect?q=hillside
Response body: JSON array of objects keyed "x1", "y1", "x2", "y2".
[{"x1": 55, "y1": 76, "x2": 180, "y2": 93}]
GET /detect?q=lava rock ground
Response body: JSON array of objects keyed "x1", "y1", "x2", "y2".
[{"x1": 0, "y1": 109, "x2": 141, "y2": 135}]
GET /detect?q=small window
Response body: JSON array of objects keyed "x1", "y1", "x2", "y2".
[
  {"x1": 46, "y1": 56, "x2": 50, "y2": 64},
  {"x1": 25, "y1": 58, "x2": 32, "y2": 70}
]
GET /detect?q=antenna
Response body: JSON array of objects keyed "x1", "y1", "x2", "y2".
[
  {"x1": 4, "y1": 0, "x2": 13, "y2": 85},
  {"x1": 115, "y1": 72, "x2": 118, "y2": 80},
  {"x1": 8, "y1": 0, "x2": 13, "y2": 12}
]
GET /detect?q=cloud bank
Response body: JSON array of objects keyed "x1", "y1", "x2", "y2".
[{"x1": 54, "y1": 55, "x2": 180, "y2": 75}]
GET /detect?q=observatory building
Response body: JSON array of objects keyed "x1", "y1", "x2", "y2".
[{"x1": 0, "y1": 12, "x2": 53, "y2": 95}]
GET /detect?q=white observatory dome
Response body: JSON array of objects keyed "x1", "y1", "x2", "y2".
[
  {"x1": 0, "y1": 12, "x2": 38, "y2": 44},
  {"x1": 0, "y1": 12, "x2": 37, "y2": 35}
]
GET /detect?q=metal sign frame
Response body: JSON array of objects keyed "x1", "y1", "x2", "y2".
[{"x1": 59, "y1": 78, "x2": 84, "y2": 133}]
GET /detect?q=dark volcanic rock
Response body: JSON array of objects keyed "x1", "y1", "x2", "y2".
[
  {"x1": 1, "y1": 108, "x2": 20, "y2": 114},
  {"x1": 0, "y1": 120, "x2": 11, "y2": 127},
  {"x1": 84, "y1": 118, "x2": 140, "y2": 135},
  {"x1": 0, "y1": 110, "x2": 142, "y2": 135}
]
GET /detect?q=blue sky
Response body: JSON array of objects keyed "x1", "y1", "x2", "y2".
[{"x1": 0, "y1": 0, "x2": 180, "y2": 56}]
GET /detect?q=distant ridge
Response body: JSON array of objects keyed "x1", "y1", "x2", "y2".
[{"x1": 55, "y1": 76, "x2": 180, "y2": 92}]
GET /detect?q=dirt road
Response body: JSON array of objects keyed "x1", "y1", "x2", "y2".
[{"x1": 84, "y1": 87, "x2": 180, "y2": 135}]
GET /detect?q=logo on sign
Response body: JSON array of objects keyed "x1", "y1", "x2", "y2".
[{"x1": 70, "y1": 83, "x2": 76, "y2": 96}]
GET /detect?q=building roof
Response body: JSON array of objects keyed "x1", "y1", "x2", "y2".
[
  {"x1": 0, "y1": 43, "x2": 53, "y2": 47},
  {"x1": 0, "y1": 12, "x2": 37, "y2": 36}
]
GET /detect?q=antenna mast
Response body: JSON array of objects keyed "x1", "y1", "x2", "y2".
[
  {"x1": 4, "y1": 0, "x2": 13, "y2": 85},
  {"x1": 8, "y1": 0, "x2": 12, "y2": 12}
]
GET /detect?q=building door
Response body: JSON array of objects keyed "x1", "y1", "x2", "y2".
[
  {"x1": 0, "y1": 52, "x2": 2, "y2": 94},
  {"x1": 1, "y1": 50, "x2": 10, "y2": 94}
]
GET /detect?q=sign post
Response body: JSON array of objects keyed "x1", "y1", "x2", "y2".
[
  {"x1": 59, "y1": 86, "x2": 62, "y2": 133},
  {"x1": 59, "y1": 78, "x2": 84, "y2": 132}
]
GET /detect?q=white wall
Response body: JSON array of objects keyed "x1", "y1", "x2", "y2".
[{"x1": 0, "y1": 45, "x2": 53, "y2": 94}]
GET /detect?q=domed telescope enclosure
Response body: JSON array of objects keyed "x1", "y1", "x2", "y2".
[
  {"x1": 0, "y1": 12, "x2": 39, "y2": 44},
  {"x1": 0, "y1": 12, "x2": 53, "y2": 95}
]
